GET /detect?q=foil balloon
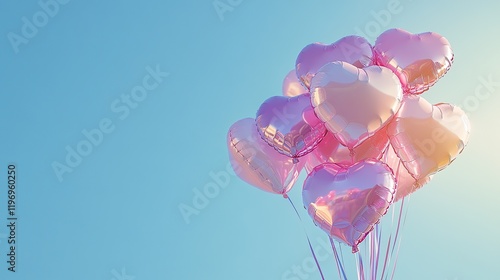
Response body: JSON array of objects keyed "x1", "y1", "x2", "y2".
[
  {"x1": 227, "y1": 118, "x2": 303, "y2": 195},
  {"x1": 305, "y1": 126, "x2": 390, "y2": 173},
  {"x1": 388, "y1": 95, "x2": 470, "y2": 180},
  {"x1": 282, "y1": 69, "x2": 308, "y2": 97},
  {"x1": 383, "y1": 144, "x2": 432, "y2": 201},
  {"x1": 310, "y1": 61, "x2": 403, "y2": 149},
  {"x1": 303, "y1": 160, "x2": 396, "y2": 253},
  {"x1": 374, "y1": 28, "x2": 454, "y2": 95},
  {"x1": 296, "y1": 35, "x2": 375, "y2": 89},
  {"x1": 256, "y1": 94, "x2": 327, "y2": 160}
]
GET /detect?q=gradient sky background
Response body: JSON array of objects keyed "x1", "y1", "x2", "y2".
[{"x1": 1, "y1": 0, "x2": 499, "y2": 279}]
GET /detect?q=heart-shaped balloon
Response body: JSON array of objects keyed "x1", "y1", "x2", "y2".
[
  {"x1": 305, "y1": 126, "x2": 390, "y2": 173},
  {"x1": 383, "y1": 144, "x2": 432, "y2": 201},
  {"x1": 227, "y1": 118, "x2": 304, "y2": 195},
  {"x1": 310, "y1": 61, "x2": 403, "y2": 149},
  {"x1": 256, "y1": 94, "x2": 327, "y2": 159},
  {"x1": 303, "y1": 160, "x2": 396, "y2": 252},
  {"x1": 296, "y1": 35, "x2": 375, "y2": 89},
  {"x1": 388, "y1": 95, "x2": 470, "y2": 180},
  {"x1": 374, "y1": 28, "x2": 453, "y2": 95},
  {"x1": 282, "y1": 69, "x2": 308, "y2": 97}
]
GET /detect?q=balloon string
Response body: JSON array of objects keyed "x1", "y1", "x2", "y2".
[
  {"x1": 369, "y1": 225, "x2": 381, "y2": 280},
  {"x1": 286, "y1": 197, "x2": 325, "y2": 280},
  {"x1": 330, "y1": 237, "x2": 348, "y2": 280},
  {"x1": 382, "y1": 159, "x2": 405, "y2": 279},
  {"x1": 390, "y1": 197, "x2": 405, "y2": 256},
  {"x1": 374, "y1": 224, "x2": 382, "y2": 280},
  {"x1": 331, "y1": 238, "x2": 344, "y2": 280},
  {"x1": 368, "y1": 230, "x2": 374, "y2": 279},
  {"x1": 389, "y1": 240, "x2": 402, "y2": 280},
  {"x1": 379, "y1": 197, "x2": 407, "y2": 280},
  {"x1": 355, "y1": 251, "x2": 360, "y2": 280},
  {"x1": 389, "y1": 161, "x2": 405, "y2": 270},
  {"x1": 389, "y1": 196, "x2": 411, "y2": 280},
  {"x1": 356, "y1": 252, "x2": 366, "y2": 280},
  {"x1": 339, "y1": 241, "x2": 345, "y2": 265},
  {"x1": 379, "y1": 234, "x2": 392, "y2": 280}
]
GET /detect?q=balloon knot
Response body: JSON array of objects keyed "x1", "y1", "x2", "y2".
[{"x1": 352, "y1": 245, "x2": 359, "y2": 254}]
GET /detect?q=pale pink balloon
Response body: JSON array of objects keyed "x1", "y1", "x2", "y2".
[
  {"x1": 282, "y1": 69, "x2": 308, "y2": 97},
  {"x1": 256, "y1": 94, "x2": 327, "y2": 160},
  {"x1": 310, "y1": 61, "x2": 403, "y2": 149},
  {"x1": 374, "y1": 28, "x2": 453, "y2": 95},
  {"x1": 383, "y1": 144, "x2": 431, "y2": 201},
  {"x1": 296, "y1": 35, "x2": 375, "y2": 89},
  {"x1": 388, "y1": 95, "x2": 470, "y2": 180},
  {"x1": 227, "y1": 118, "x2": 304, "y2": 195},
  {"x1": 305, "y1": 126, "x2": 390, "y2": 173},
  {"x1": 303, "y1": 160, "x2": 396, "y2": 253}
]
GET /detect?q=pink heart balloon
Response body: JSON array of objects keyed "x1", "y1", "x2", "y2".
[
  {"x1": 374, "y1": 28, "x2": 454, "y2": 95},
  {"x1": 388, "y1": 95, "x2": 470, "y2": 180},
  {"x1": 296, "y1": 35, "x2": 375, "y2": 89},
  {"x1": 227, "y1": 118, "x2": 304, "y2": 195},
  {"x1": 282, "y1": 69, "x2": 308, "y2": 97},
  {"x1": 310, "y1": 61, "x2": 403, "y2": 149},
  {"x1": 305, "y1": 126, "x2": 390, "y2": 173},
  {"x1": 303, "y1": 160, "x2": 396, "y2": 252},
  {"x1": 256, "y1": 94, "x2": 327, "y2": 160},
  {"x1": 383, "y1": 144, "x2": 431, "y2": 201}
]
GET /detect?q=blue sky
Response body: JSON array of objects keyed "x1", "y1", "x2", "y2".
[{"x1": 0, "y1": 0, "x2": 499, "y2": 279}]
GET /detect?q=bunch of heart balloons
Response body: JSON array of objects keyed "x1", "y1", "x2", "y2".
[{"x1": 227, "y1": 28, "x2": 470, "y2": 254}]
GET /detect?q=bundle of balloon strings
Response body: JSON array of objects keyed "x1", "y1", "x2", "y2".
[{"x1": 227, "y1": 28, "x2": 470, "y2": 280}]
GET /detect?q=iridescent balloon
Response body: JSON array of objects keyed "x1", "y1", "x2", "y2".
[
  {"x1": 296, "y1": 35, "x2": 375, "y2": 89},
  {"x1": 388, "y1": 95, "x2": 470, "y2": 180},
  {"x1": 383, "y1": 144, "x2": 432, "y2": 201},
  {"x1": 282, "y1": 69, "x2": 308, "y2": 97},
  {"x1": 305, "y1": 126, "x2": 390, "y2": 173},
  {"x1": 227, "y1": 118, "x2": 303, "y2": 195},
  {"x1": 256, "y1": 94, "x2": 326, "y2": 160},
  {"x1": 374, "y1": 28, "x2": 454, "y2": 94},
  {"x1": 303, "y1": 160, "x2": 396, "y2": 253},
  {"x1": 310, "y1": 61, "x2": 402, "y2": 149}
]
